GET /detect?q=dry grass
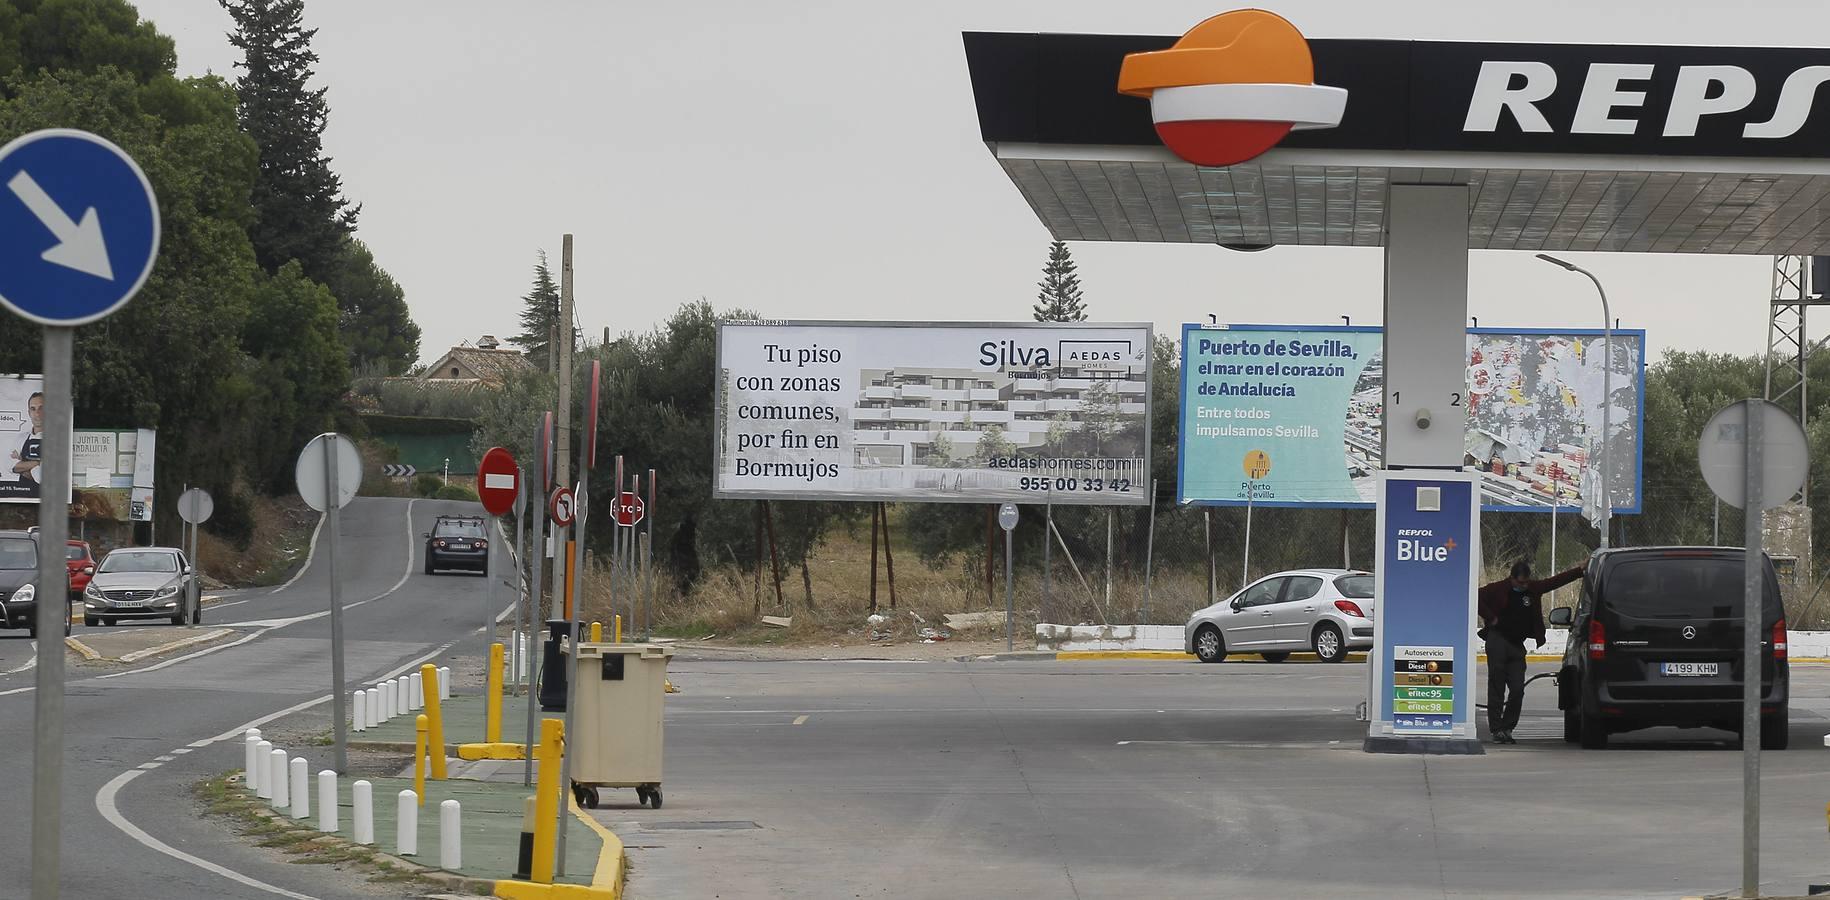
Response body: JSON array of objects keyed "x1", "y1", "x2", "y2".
[
  {"x1": 197, "y1": 495, "x2": 317, "y2": 587},
  {"x1": 573, "y1": 525, "x2": 1229, "y2": 646}
]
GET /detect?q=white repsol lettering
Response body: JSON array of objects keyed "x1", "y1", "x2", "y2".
[
  {"x1": 1396, "y1": 539, "x2": 1451, "y2": 562},
  {"x1": 1465, "y1": 60, "x2": 1830, "y2": 140}
]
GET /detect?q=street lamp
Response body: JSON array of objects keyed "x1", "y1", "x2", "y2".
[
  {"x1": 1536, "y1": 253, "x2": 1612, "y2": 549},
  {"x1": 443, "y1": 457, "x2": 450, "y2": 487}
]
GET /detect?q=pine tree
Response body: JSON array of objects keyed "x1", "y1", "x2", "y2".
[
  {"x1": 222, "y1": 0, "x2": 357, "y2": 280},
  {"x1": 510, "y1": 252, "x2": 562, "y2": 372},
  {"x1": 1033, "y1": 240, "x2": 1087, "y2": 322}
]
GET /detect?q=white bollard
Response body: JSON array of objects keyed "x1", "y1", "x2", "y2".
[
  {"x1": 409, "y1": 672, "x2": 423, "y2": 711},
  {"x1": 317, "y1": 770, "x2": 338, "y2": 833},
  {"x1": 268, "y1": 748, "x2": 289, "y2": 809},
  {"x1": 352, "y1": 690, "x2": 366, "y2": 732},
  {"x1": 397, "y1": 790, "x2": 418, "y2": 856},
  {"x1": 438, "y1": 799, "x2": 461, "y2": 870},
  {"x1": 394, "y1": 677, "x2": 408, "y2": 717},
  {"x1": 365, "y1": 688, "x2": 381, "y2": 727},
  {"x1": 438, "y1": 666, "x2": 451, "y2": 700},
  {"x1": 352, "y1": 780, "x2": 374, "y2": 845},
  {"x1": 253, "y1": 740, "x2": 273, "y2": 797},
  {"x1": 290, "y1": 757, "x2": 309, "y2": 819},
  {"x1": 382, "y1": 680, "x2": 396, "y2": 720},
  {"x1": 244, "y1": 734, "x2": 261, "y2": 791}
]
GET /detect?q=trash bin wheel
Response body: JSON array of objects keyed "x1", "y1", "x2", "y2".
[
  {"x1": 635, "y1": 785, "x2": 650, "y2": 806},
  {"x1": 645, "y1": 784, "x2": 662, "y2": 809},
  {"x1": 571, "y1": 782, "x2": 597, "y2": 808}
]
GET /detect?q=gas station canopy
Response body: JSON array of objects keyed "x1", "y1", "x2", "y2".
[{"x1": 964, "y1": 32, "x2": 1830, "y2": 254}]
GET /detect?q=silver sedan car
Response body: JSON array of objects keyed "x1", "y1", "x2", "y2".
[{"x1": 1185, "y1": 569, "x2": 1376, "y2": 663}]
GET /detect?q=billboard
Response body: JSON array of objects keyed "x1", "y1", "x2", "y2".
[
  {"x1": 71, "y1": 428, "x2": 155, "y2": 521},
  {"x1": 1179, "y1": 324, "x2": 1644, "y2": 512},
  {"x1": 715, "y1": 321, "x2": 1152, "y2": 505},
  {"x1": 0, "y1": 375, "x2": 48, "y2": 503}
]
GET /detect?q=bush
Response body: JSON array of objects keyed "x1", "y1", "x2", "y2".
[
  {"x1": 434, "y1": 484, "x2": 478, "y2": 501},
  {"x1": 412, "y1": 474, "x2": 441, "y2": 497}
]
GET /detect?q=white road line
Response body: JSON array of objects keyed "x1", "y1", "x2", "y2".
[
  {"x1": 792, "y1": 715, "x2": 809, "y2": 725},
  {"x1": 267, "y1": 513, "x2": 327, "y2": 596},
  {"x1": 98, "y1": 634, "x2": 466, "y2": 900},
  {"x1": 2, "y1": 640, "x2": 36, "y2": 675}
]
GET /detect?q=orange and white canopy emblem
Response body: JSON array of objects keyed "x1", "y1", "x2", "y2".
[{"x1": 1118, "y1": 9, "x2": 1347, "y2": 167}]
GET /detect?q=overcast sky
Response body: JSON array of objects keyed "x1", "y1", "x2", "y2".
[{"x1": 127, "y1": 0, "x2": 1824, "y2": 365}]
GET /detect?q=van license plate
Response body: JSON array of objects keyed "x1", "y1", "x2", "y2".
[{"x1": 1660, "y1": 662, "x2": 1719, "y2": 677}]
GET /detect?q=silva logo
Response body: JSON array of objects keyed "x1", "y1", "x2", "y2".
[
  {"x1": 1465, "y1": 61, "x2": 1830, "y2": 139},
  {"x1": 1395, "y1": 528, "x2": 1457, "y2": 562},
  {"x1": 1117, "y1": 9, "x2": 1347, "y2": 167}
]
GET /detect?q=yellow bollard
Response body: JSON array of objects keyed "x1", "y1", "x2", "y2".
[
  {"x1": 414, "y1": 714, "x2": 428, "y2": 806},
  {"x1": 615, "y1": 615, "x2": 622, "y2": 643},
  {"x1": 486, "y1": 642, "x2": 504, "y2": 743},
  {"x1": 421, "y1": 663, "x2": 448, "y2": 781},
  {"x1": 530, "y1": 718, "x2": 565, "y2": 884},
  {"x1": 589, "y1": 621, "x2": 601, "y2": 643}
]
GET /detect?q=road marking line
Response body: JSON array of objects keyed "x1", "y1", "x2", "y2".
[
  {"x1": 792, "y1": 715, "x2": 809, "y2": 725},
  {"x1": 154, "y1": 755, "x2": 174, "y2": 762},
  {"x1": 267, "y1": 513, "x2": 327, "y2": 596},
  {"x1": 98, "y1": 635, "x2": 466, "y2": 900},
  {"x1": 3, "y1": 639, "x2": 37, "y2": 674},
  {"x1": 169, "y1": 748, "x2": 191, "y2": 755},
  {"x1": 97, "y1": 770, "x2": 321, "y2": 900},
  {"x1": 137, "y1": 762, "x2": 159, "y2": 770},
  {"x1": 118, "y1": 628, "x2": 233, "y2": 664}
]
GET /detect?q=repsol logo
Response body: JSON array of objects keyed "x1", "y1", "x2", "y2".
[{"x1": 1464, "y1": 61, "x2": 1830, "y2": 139}]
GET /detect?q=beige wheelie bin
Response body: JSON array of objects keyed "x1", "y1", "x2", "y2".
[{"x1": 568, "y1": 642, "x2": 674, "y2": 809}]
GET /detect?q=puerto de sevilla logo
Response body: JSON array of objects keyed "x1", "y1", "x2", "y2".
[{"x1": 1117, "y1": 9, "x2": 1347, "y2": 167}]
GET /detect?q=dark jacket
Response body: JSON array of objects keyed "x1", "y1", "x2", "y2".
[{"x1": 1476, "y1": 565, "x2": 1585, "y2": 646}]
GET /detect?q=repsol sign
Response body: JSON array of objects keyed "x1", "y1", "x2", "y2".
[{"x1": 965, "y1": 32, "x2": 1830, "y2": 160}]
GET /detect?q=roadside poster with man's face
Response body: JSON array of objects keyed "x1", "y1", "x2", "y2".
[{"x1": 0, "y1": 375, "x2": 49, "y2": 502}]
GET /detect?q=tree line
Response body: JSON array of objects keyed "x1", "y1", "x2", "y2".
[{"x1": 0, "y1": 0, "x2": 420, "y2": 543}]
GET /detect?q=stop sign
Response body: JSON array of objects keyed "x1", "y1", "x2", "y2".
[
  {"x1": 612, "y1": 491, "x2": 645, "y2": 527},
  {"x1": 477, "y1": 447, "x2": 520, "y2": 516}
]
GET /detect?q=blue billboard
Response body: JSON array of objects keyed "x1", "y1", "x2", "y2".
[{"x1": 1178, "y1": 323, "x2": 1644, "y2": 513}]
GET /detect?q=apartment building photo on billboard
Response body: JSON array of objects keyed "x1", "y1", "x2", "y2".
[{"x1": 715, "y1": 322, "x2": 1152, "y2": 505}]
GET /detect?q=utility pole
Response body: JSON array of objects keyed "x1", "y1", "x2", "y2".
[{"x1": 556, "y1": 235, "x2": 575, "y2": 493}]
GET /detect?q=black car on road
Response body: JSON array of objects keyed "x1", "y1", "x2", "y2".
[
  {"x1": 425, "y1": 515, "x2": 489, "y2": 576},
  {"x1": 0, "y1": 531, "x2": 63, "y2": 638},
  {"x1": 1551, "y1": 547, "x2": 1787, "y2": 750}
]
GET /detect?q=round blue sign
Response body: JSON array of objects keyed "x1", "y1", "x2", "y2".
[{"x1": 0, "y1": 129, "x2": 160, "y2": 326}]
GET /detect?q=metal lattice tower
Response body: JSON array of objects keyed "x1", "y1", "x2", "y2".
[{"x1": 1763, "y1": 254, "x2": 1820, "y2": 585}]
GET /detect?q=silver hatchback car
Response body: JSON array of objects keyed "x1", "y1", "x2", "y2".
[{"x1": 1185, "y1": 569, "x2": 1376, "y2": 663}]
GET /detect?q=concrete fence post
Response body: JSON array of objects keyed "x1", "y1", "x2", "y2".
[
  {"x1": 438, "y1": 665, "x2": 451, "y2": 700},
  {"x1": 409, "y1": 672, "x2": 423, "y2": 711},
  {"x1": 397, "y1": 790, "x2": 418, "y2": 856},
  {"x1": 268, "y1": 748, "x2": 289, "y2": 810},
  {"x1": 317, "y1": 770, "x2": 338, "y2": 833},
  {"x1": 439, "y1": 799, "x2": 461, "y2": 870},
  {"x1": 289, "y1": 757, "x2": 309, "y2": 819},
  {"x1": 253, "y1": 740, "x2": 273, "y2": 798},
  {"x1": 352, "y1": 780, "x2": 374, "y2": 845},
  {"x1": 365, "y1": 687, "x2": 381, "y2": 727},
  {"x1": 352, "y1": 691, "x2": 366, "y2": 732},
  {"x1": 380, "y1": 680, "x2": 393, "y2": 721}
]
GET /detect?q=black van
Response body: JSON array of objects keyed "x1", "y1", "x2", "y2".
[{"x1": 1548, "y1": 547, "x2": 1788, "y2": 750}]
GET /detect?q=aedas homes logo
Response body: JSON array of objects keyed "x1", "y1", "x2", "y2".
[{"x1": 1118, "y1": 9, "x2": 1347, "y2": 167}]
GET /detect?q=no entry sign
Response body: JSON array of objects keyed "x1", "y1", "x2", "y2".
[
  {"x1": 477, "y1": 447, "x2": 519, "y2": 516},
  {"x1": 611, "y1": 491, "x2": 645, "y2": 527}
]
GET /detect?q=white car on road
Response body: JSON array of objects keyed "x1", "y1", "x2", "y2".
[{"x1": 1185, "y1": 569, "x2": 1376, "y2": 663}]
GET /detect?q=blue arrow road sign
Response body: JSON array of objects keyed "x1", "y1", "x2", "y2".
[{"x1": 0, "y1": 129, "x2": 159, "y2": 326}]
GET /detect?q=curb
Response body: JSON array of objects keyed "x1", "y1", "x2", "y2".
[
  {"x1": 64, "y1": 635, "x2": 100, "y2": 661},
  {"x1": 959, "y1": 650, "x2": 1368, "y2": 663},
  {"x1": 118, "y1": 628, "x2": 233, "y2": 663}
]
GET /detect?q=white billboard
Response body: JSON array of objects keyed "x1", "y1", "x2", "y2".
[
  {"x1": 0, "y1": 375, "x2": 48, "y2": 503},
  {"x1": 715, "y1": 321, "x2": 1152, "y2": 505}
]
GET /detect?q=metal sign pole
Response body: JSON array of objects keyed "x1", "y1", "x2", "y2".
[
  {"x1": 326, "y1": 434, "x2": 348, "y2": 774},
  {"x1": 1741, "y1": 398, "x2": 1764, "y2": 898},
  {"x1": 1242, "y1": 490, "x2": 1254, "y2": 591},
  {"x1": 555, "y1": 468, "x2": 588, "y2": 876},
  {"x1": 524, "y1": 443, "x2": 547, "y2": 788},
  {"x1": 512, "y1": 468, "x2": 526, "y2": 691},
  {"x1": 190, "y1": 501, "x2": 200, "y2": 619},
  {"x1": 1004, "y1": 525, "x2": 1014, "y2": 651},
  {"x1": 645, "y1": 468, "x2": 656, "y2": 641},
  {"x1": 1143, "y1": 478, "x2": 1157, "y2": 623},
  {"x1": 31, "y1": 326, "x2": 73, "y2": 900}
]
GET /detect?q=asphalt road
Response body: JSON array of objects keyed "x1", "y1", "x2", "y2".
[
  {"x1": 0, "y1": 497, "x2": 517, "y2": 900},
  {"x1": 618, "y1": 655, "x2": 1830, "y2": 900}
]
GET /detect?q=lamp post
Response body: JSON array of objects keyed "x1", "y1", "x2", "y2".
[{"x1": 1535, "y1": 253, "x2": 1612, "y2": 549}]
